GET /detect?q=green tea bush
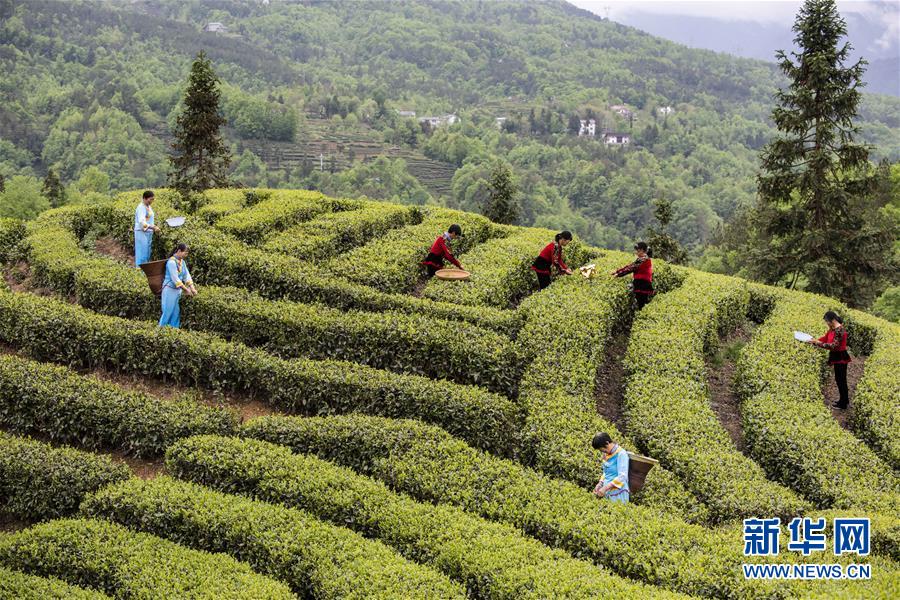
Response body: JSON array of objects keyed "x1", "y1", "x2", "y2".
[
  {"x1": 262, "y1": 200, "x2": 420, "y2": 260},
  {"x1": 0, "y1": 432, "x2": 130, "y2": 521},
  {"x1": 181, "y1": 285, "x2": 521, "y2": 394},
  {"x1": 0, "y1": 353, "x2": 237, "y2": 457},
  {"x1": 622, "y1": 271, "x2": 811, "y2": 523},
  {"x1": 423, "y1": 226, "x2": 589, "y2": 308},
  {"x1": 241, "y1": 414, "x2": 899, "y2": 599},
  {"x1": 82, "y1": 476, "x2": 464, "y2": 599},
  {"x1": 514, "y1": 255, "x2": 707, "y2": 523},
  {"x1": 215, "y1": 189, "x2": 357, "y2": 242},
  {"x1": 325, "y1": 207, "x2": 496, "y2": 293},
  {"x1": 0, "y1": 290, "x2": 520, "y2": 455},
  {"x1": 845, "y1": 309, "x2": 900, "y2": 470},
  {"x1": 241, "y1": 414, "x2": 778, "y2": 599},
  {"x1": 0, "y1": 565, "x2": 110, "y2": 599},
  {"x1": 0, "y1": 518, "x2": 294, "y2": 599},
  {"x1": 735, "y1": 289, "x2": 900, "y2": 551},
  {"x1": 0, "y1": 217, "x2": 25, "y2": 263},
  {"x1": 165, "y1": 435, "x2": 688, "y2": 600}
]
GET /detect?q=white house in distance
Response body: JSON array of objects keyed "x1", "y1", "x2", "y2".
[
  {"x1": 602, "y1": 131, "x2": 631, "y2": 145},
  {"x1": 578, "y1": 118, "x2": 596, "y2": 137},
  {"x1": 396, "y1": 110, "x2": 417, "y2": 118},
  {"x1": 418, "y1": 114, "x2": 459, "y2": 128},
  {"x1": 658, "y1": 106, "x2": 674, "y2": 115},
  {"x1": 495, "y1": 116, "x2": 508, "y2": 129},
  {"x1": 203, "y1": 22, "x2": 228, "y2": 33}
]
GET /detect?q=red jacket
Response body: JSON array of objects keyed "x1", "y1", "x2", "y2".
[
  {"x1": 531, "y1": 242, "x2": 568, "y2": 275},
  {"x1": 614, "y1": 256, "x2": 652, "y2": 281},
  {"x1": 422, "y1": 234, "x2": 461, "y2": 269},
  {"x1": 816, "y1": 326, "x2": 851, "y2": 365}
]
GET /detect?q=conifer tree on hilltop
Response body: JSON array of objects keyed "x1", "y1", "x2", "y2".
[
  {"x1": 41, "y1": 168, "x2": 66, "y2": 208},
  {"x1": 750, "y1": 0, "x2": 896, "y2": 306},
  {"x1": 168, "y1": 51, "x2": 231, "y2": 197}
]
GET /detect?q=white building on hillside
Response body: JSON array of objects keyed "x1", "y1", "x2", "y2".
[
  {"x1": 602, "y1": 131, "x2": 631, "y2": 145},
  {"x1": 203, "y1": 22, "x2": 228, "y2": 33},
  {"x1": 418, "y1": 114, "x2": 459, "y2": 128},
  {"x1": 578, "y1": 118, "x2": 596, "y2": 137},
  {"x1": 396, "y1": 110, "x2": 417, "y2": 118}
]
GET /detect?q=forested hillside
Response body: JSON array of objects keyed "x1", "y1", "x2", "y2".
[{"x1": 1, "y1": 0, "x2": 899, "y2": 253}]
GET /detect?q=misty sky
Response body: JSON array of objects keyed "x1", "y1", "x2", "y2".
[{"x1": 571, "y1": 1, "x2": 899, "y2": 54}]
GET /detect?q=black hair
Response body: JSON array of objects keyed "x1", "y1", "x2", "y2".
[
  {"x1": 592, "y1": 432, "x2": 613, "y2": 450},
  {"x1": 823, "y1": 311, "x2": 843, "y2": 324},
  {"x1": 168, "y1": 242, "x2": 188, "y2": 259},
  {"x1": 448, "y1": 224, "x2": 462, "y2": 236},
  {"x1": 555, "y1": 230, "x2": 573, "y2": 243},
  {"x1": 635, "y1": 241, "x2": 652, "y2": 258},
  {"x1": 142, "y1": 190, "x2": 155, "y2": 200}
]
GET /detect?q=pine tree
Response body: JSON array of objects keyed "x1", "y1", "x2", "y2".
[
  {"x1": 483, "y1": 162, "x2": 519, "y2": 225},
  {"x1": 751, "y1": 0, "x2": 894, "y2": 306},
  {"x1": 168, "y1": 51, "x2": 231, "y2": 196},
  {"x1": 568, "y1": 114, "x2": 582, "y2": 136},
  {"x1": 646, "y1": 197, "x2": 687, "y2": 264},
  {"x1": 0, "y1": 174, "x2": 5, "y2": 193},
  {"x1": 41, "y1": 168, "x2": 66, "y2": 208}
]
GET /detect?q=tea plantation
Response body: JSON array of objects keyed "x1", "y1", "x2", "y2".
[{"x1": 0, "y1": 190, "x2": 897, "y2": 599}]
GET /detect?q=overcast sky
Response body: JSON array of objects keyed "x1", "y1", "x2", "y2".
[{"x1": 571, "y1": 1, "x2": 899, "y2": 52}]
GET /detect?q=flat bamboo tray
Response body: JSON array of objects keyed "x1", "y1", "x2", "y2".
[{"x1": 435, "y1": 268, "x2": 471, "y2": 281}]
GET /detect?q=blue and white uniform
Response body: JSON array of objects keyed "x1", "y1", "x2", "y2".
[
  {"x1": 599, "y1": 443, "x2": 630, "y2": 503},
  {"x1": 158, "y1": 256, "x2": 192, "y2": 328},
  {"x1": 134, "y1": 202, "x2": 155, "y2": 266}
]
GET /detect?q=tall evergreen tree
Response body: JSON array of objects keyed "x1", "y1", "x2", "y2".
[
  {"x1": 646, "y1": 197, "x2": 687, "y2": 264},
  {"x1": 168, "y1": 51, "x2": 231, "y2": 196},
  {"x1": 0, "y1": 174, "x2": 5, "y2": 194},
  {"x1": 483, "y1": 162, "x2": 519, "y2": 225},
  {"x1": 751, "y1": 0, "x2": 894, "y2": 306},
  {"x1": 41, "y1": 168, "x2": 66, "y2": 208}
]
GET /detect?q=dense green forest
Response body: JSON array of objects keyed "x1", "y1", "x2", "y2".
[{"x1": 1, "y1": 0, "x2": 898, "y2": 295}]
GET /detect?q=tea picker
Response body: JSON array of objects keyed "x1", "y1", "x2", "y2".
[
  {"x1": 139, "y1": 215, "x2": 188, "y2": 296},
  {"x1": 423, "y1": 224, "x2": 471, "y2": 280},
  {"x1": 610, "y1": 241, "x2": 654, "y2": 309},
  {"x1": 531, "y1": 231, "x2": 574, "y2": 290},
  {"x1": 591, "y1": 432, "x2": 658, "y2": 504},
  {"x1": 134, "y1": 190, "x2": 160, "y2": 267}
]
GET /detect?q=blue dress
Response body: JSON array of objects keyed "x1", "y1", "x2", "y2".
[
  {"x1": 158, "y1": 257, "x2": 192, "y2": 328},
  {"x1": 600, "y1": 444, "x2": 630, "y2": 503},
  {"x1": 134, "y1": 203, "x2": 155, "y2": 266}
]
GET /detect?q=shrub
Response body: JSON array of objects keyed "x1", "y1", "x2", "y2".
[
  {"x1": 82, "y1": 476, "x2": 464, "y2": 599},
  {"x1": 325, "y1": 207, "x2": 496, "y2": 293},
  {"x1": 0, "y1": 518, "x2": 294, "y2": 599},
  {"x1": 0, "y1": 217, "x2": 25, "y2": 263},
  {"x1": 215, "y1": 189, "x2": 357, "y2": 242},
  {"x1": 241, "y1": 414, "x2": 898, "y2": 599},
  {"x1": 0, "y1": 565, "x2": 110, "y2": 599},
  {"x1": 845, "y1": 309, "x2": 900, "y2": 471},
  {"x1": 0, "y1": 432, "x2": 130, "y2": 521},
  {"x1": 423, "y1": 226, "x2": 590, "y2": 308},
  {"x1": 734, "y1": 289, "x2": 900, "y2": 554},
  {"x1": 165, "y1": 435, "x2": 687, "y2": 600},
  {"x1": 514, "y1": 254, "x2": 707, "y2": 523},
  {"x1": 0, "y1": 353, "x2": 237, "y2": 457},
  {"x1": 0, "y1": 290, "x2": 520, "y2": 456},
  {"x1": 262, "y1": 200, "x2": 420, "y2": 261},
  {"x1": 622, "y1": 271, "x2": 811, "y2": 523}
]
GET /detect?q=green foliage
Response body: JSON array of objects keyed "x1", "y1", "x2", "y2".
[
  {"x1": 165, "y1": 434, "x2": 687, "y2": 600},
  {"x1": 221, "y1": 85, "x2": 298, "y2": 141},
  {"x1": 645, "y1": 197, "x2": 688, "y2": 264},
  {"x1": 483, "y1": 162, "x2": 520, "y2": 224},
  {"x1": 326, "y1": 206, "x2": 495, "y2": 293},
  {"x1": 0, "y1": 432, "x2": 130, "y2": 521},
  {"x1": 0, "y1": 289, "x2": 519, "y2": 456},
  {"x1": 871, "y1": 286, "x2": 900, "y2": 322},
  {"x1": 0, "y1": 566, "x2": 110, "y2": 600},
  {"x1": 215, "y1": 189, "x2": 347, "y2": 242},
  {"x1": 734, "y1": 287, "x2": 900, "y2": 541},
  {"x1": 41, "y1": 168, "x2": 67, "y2": 208},
  {"x1": 0, "y1": 175, "x2": 49, "y2": 220},
  {"x1": 0, "y1": 217, "x2": 25, "y2": 263},
  {"x1": 423, "y1": 226, "x2": 587, "y2": 308},
  {"x1": 0, "y1": 519, "x2": 294, "y2": 599},
  {"x1": 752, "y1": 0, "x2": 894, "y2": 307},
  {"x1": 845, "y1": 309, "x2": 900, "y2": 471},
  {"x1": 262, "y1": 200, "x2": 420, "y2": 261},
  {"x1": 168, "y1": 51, "x2": 231, "y2": 195},
  {"x1": 83, "y1": 476, "x2": 464, "y2": 599},
  {"x1": 623, "y1": 271, "x2": 811, "y2": 522},
  {"x1": 0, "y1": 353, "x2": 237, "y2": 458}
]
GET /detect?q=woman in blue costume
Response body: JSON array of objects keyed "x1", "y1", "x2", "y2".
[
  {"x1": 158, "y1": 243, "x2": 197, "y2": 328},
  {"x1": 134, "y1": 190, "x2": 159, "y2": 266},
  {"x1": 591, "y1": 432, "x2": 630, "y2": 503}
]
